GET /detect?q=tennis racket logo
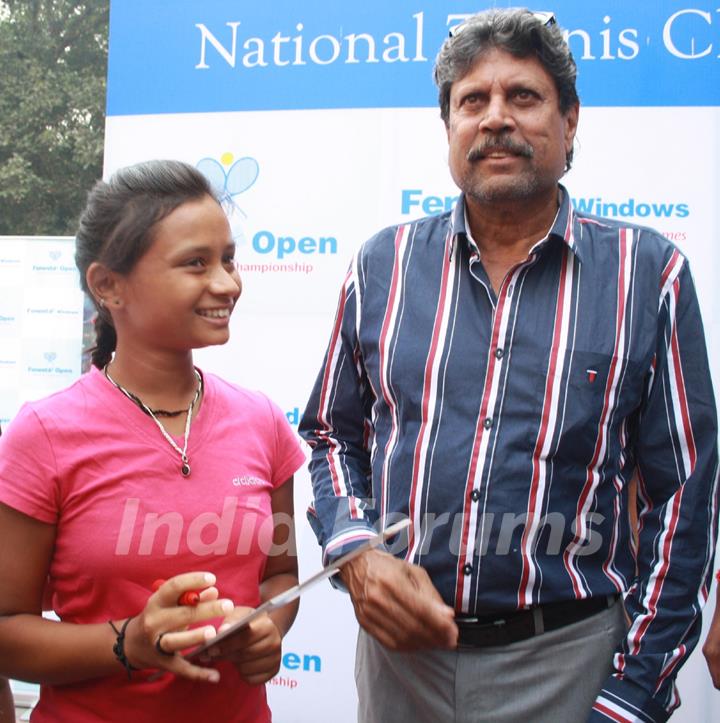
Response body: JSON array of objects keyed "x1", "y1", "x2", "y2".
[{"x1": 196, "y1": 152, "x2": 259, "y2": 217}]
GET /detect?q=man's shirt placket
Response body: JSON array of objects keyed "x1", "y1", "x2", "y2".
[{"x1": 455, "y1": 245, "x2": 543, "y2": 613}]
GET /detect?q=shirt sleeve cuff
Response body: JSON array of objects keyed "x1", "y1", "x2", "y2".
[
  {"x1": 588, "y1": 676, "x2": 670, "y2": 723},
  {"x1": 306, "y1": 507, "x2": 385, "y2": 592},
  {"x1": 322, "y1": 525, "x2": 383, "y2": 564},
  {"x1": 325, "y1": 526, "x2": 388, "y2": 592},
  {"x1": 306, "y1": 504, "x2": 380, "y2": 560}
]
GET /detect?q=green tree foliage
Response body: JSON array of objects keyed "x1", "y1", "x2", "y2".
[{"x1": 0, "y1": 0, "x2": 108, "y2": 234}]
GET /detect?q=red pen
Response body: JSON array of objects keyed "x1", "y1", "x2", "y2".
[{"x1": 152, "y1": 578, "x2": 201, "y2": 606}]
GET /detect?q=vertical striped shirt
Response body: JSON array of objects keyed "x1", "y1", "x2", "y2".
[{"x1": 300, "y1": 185, "x2": 718, "y2": 722}]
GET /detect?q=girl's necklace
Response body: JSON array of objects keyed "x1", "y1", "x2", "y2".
[{"x1": 103, "y1": 365, "x2": 202, "y2": 477}]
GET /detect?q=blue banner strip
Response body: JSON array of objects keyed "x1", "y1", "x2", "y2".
[{"x1": 107, "y1": 0, "x2": 720, "y2": 115}]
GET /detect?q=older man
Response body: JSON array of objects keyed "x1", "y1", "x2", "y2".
[{"x1": 300, "y1": 9, "x2": 718, "y2": 723}]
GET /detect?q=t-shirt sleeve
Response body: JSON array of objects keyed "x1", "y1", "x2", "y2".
[
  {"x1": 264, "y1": 397, "x2": 306, "y2": 488},
  {"x1": 0, "y1": 404, "x2": 60, "y2": 523}
]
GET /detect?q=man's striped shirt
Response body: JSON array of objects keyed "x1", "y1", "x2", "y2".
[{"x1": 300, "y1": 186, "x2": 718, "y2": 722}]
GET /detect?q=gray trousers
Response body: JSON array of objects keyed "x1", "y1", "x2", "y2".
[{"x1": 355, "y1": 599, "x2": 626, "y2": 723}]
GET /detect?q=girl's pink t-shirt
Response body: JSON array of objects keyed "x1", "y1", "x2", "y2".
[{"x1": 0, "y1": 367, "x2": 306, "y2": 722}]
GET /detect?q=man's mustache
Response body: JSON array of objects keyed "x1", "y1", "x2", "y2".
[{"x1": 467, "y1": 138, "x2": 534, "y2": 162}]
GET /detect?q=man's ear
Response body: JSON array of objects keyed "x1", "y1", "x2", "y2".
[
  {"x1": 86, "y1": 262, "x2": 124, "y2": 309},
  {"x1": 564, "y1": 102, "x2": 579, "y2": 153}
]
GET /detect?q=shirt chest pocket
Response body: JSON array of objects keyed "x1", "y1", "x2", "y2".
[{"x1": 559, "y1": 350, "x2": 647, "y2": 450}]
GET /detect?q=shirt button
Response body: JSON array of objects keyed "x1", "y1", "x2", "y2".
[
  {"x1": 463, "y1": 563, "x2": 473, "y2": 576},
  {"x1": 495, "y1": 347, "x2": 504, "y2": 359},
  {"x1": 483, "y1": 417, "x2": 493, "y2": 430},
  {"x1": 471, "y1": 489, "x2": 481, "y2": 502}
]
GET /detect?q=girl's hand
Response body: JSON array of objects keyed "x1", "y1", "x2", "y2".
[
  {"x1": 205, "y1": 606, "x2": 283, "y2": 685},
  {"x1": 120, "y1": 572, "x2": 234, "y2": 683}
]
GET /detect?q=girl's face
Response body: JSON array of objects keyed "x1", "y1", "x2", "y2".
[{"x1": 116, "y1": 194, "x2": 242, "y2": 354}]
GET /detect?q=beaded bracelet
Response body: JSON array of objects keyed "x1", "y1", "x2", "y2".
[{"x1": 109, "y1": 617, "x2": 140, "y2": 679}]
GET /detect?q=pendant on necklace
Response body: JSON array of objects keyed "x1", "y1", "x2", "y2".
[{"x1": 181, "y1": 457, "x2": 191, "y2": 477}]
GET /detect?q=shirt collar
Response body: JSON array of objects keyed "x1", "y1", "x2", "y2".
[
  {"x1": 550, "y1": 184, "x2": 582, "y2": 262},
  {"x1": 448, "y1": 184, "x2": 583, "y2": 264}
]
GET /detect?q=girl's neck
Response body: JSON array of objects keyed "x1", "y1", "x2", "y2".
[{"x1": 104, "y1": 345, "x2": 199, "y2": 409}]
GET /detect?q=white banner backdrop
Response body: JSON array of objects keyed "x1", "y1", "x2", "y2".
[
  {"x1": 101, "y1": 103, "x2": 720, "y2": 723},
  {"x1": 0, "y1": 237, "x2": 85, "y2": 429},
  {"x1": 6, "y1": 1, "x2": 720, "y2": 720}
]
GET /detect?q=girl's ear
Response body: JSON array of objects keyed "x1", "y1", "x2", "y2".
[{"x1": 86, "y1": 262, "x2": 125, "y2": 309}]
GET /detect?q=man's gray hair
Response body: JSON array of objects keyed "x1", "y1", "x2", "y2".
[{"x1": 434, "y1": 8, "x2": 579, "y2": 125}]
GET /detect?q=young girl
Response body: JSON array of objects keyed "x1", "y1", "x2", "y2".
[{"x1": 0, "y1": 160, "x2": 305, "y2": 722}]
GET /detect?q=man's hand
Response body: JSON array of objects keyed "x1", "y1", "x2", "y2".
[{"x1": 340, "y1": 548, "x2": 458, "y2": 651}]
